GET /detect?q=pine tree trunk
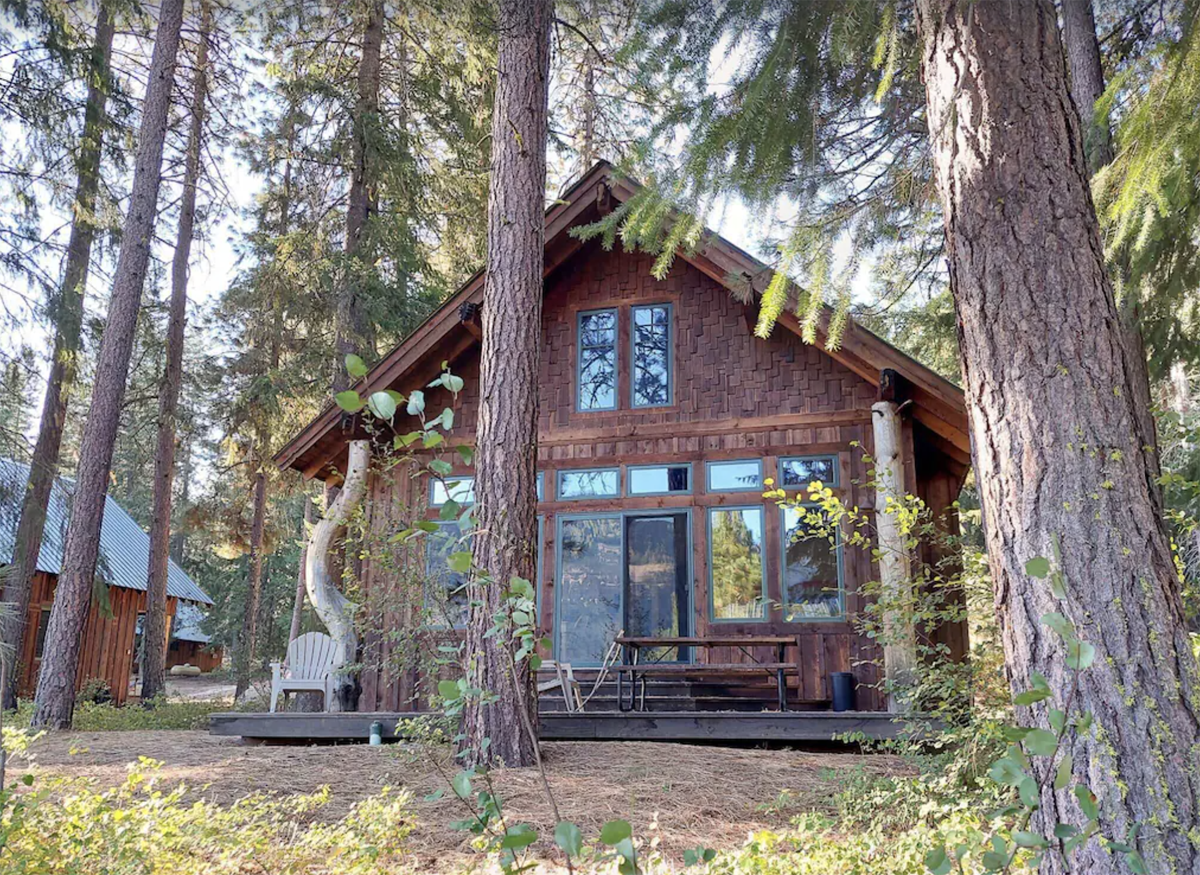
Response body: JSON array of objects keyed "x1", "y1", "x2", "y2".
[
  {"x1": 0, "y1": 4, "x2": 115, "y2": 711},
  {"x1": 31, "y1": 0, "x2": 184, "y2": 729},
  {"x1": 234, "y1": 446, "x2": 268, "y2": 702},
  {"x1": 332, "y1": 0, "x2": 383, "y2": 394},
  {"x1": 142, "y1": 0, "x2": 211, "y2": 705},
  {"x1": 460, "y1": 0, "x2": 552, "y2": 769},
  {"x1": 1060, "y1": 0, "x2": 1113, "y2": 172},
  {"x1": 916, "y1": 3, "x2": 1200, "y2": 871}
]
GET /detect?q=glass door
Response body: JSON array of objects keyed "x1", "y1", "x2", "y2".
[{"x1": 624, "y1": 513, "x2": 690, "y2": 663}]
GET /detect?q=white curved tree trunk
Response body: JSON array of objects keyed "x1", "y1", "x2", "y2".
[{"x1": 306, "y1": 439, "x2": 369, "y2": 711}]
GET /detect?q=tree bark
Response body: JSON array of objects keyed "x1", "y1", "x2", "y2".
[
  {"x1": 916, "y1": 3, "x2": 1200, "y2": 871},
  {"x1": 233, "y1": 442, "x2": 269, "y2": 702},
  {"x1": 141, "y1": 0, "x2": 211, "y2": 705},
  {"x1": 31, "y1": 0, "x2": 184, "y2": 729},
  {"x1": 288, "y1": 497, "x2": 313, "y2": 643},
  {"x1": 306, "y1": 440, "x2": 369, "y2": 712},
  {"x1": 0, "y1": 4, "x2": 115, "y2": 711},
  {"x1": 460, "y1": 0, "x2": 552, "y2": 769},
  {"x1": 331, "y1": 0, "x2": 383, "y2": 394},
  {"x1": 1060, "y1": 0, "x2": 1113, "y2": 172}
]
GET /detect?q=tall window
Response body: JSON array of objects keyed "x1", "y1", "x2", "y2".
[
  {"x1": 708, "y1": 507, "x2": 767, "y2": 620},
  {"x1": 632, "y1": 304, "x2": 671, "y2": 407},
  {"x1": 577, "y1": 309, "x2": 617, "y2": 411},
  {"x1": 425, "y1": 520, "x2": 469, "y2": 627},
  {"x1": 781, "y1": 507, "x2": 843, "y2": 620}
]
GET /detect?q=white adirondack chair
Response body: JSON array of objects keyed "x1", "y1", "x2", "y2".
[{"x1": 270, "y1": 632, "x2": 341, "y2": 712}]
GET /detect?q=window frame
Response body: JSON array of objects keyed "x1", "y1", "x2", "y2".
[
  {"x1": 556, "y1": 467, "x2": 621, "y2": 501},
  {"x1": 705, "y1": 458, "x2": 764, "y2": 494},
  {"x1": 779, "y1": 503, "x2": 846, "y2": 622},
  {"x1": 706, "y1": 505, "x2": 768, "y2": 623},
  {"x1": 630, "y1": 302, "x2": 673, "y2": 409},
  {"x1": 778, "y1": 454, "x2": 840, "y2": 489},
  {"x1": 625, "y1": 463, "x2": 692, "y2": 497},
  {"x1": 576, "y1": 307, "x2": 619, "y2": 413}
]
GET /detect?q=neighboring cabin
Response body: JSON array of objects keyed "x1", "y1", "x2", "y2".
[
  {"x1": 0, "y1": 459, "x2": 218, "y2": 704},
  {"x1": 276, "y1": 162, "x2": 971, "y2": 715}
]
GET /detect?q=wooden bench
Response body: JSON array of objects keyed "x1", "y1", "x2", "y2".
[{"x1": 615, "y1": 636, "x2": 800, "y2": 712}]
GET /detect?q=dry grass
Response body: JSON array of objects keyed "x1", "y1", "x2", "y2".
[{"x1": 27, "y1": 730, "x2": 909, "y2": 868}]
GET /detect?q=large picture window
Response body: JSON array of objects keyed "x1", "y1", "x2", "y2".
[
  {"x1": 577, "y1": 309, "x2": 617, "y2": 411},
  {"x1": 781, "y1": 506, "x2": 843, "y2": 620},
  {"x1": 708, "y1": 507, "x2": 767, "y2": 621},
  {"x1": 425, "y1": 520, "x2": 469, "y2": 627},
  {"x1": 631, "y1": 304, "x2": 671, "y2": 407}
]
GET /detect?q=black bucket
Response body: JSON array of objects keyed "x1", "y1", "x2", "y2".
[{"x1": 831, "y1": 672, "x2": 856, "y2": 712}]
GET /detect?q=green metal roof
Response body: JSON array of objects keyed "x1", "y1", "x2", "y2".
[{"x1": 0, "y1": 458, "x2": 212, "y2": 606}]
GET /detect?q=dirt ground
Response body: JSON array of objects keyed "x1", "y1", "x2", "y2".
[{"x1": 27, "y1": 730, "x2": 907, "y2": 868}]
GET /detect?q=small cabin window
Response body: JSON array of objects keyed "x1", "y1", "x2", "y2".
[
  {"x1": 781, "y1": 506, "x2": 844, "y2": 620},
  {"x1": 33, "y1": 608, "x2": 50, "y2": 658},
  {"x1": 779, "y1": 455, "x2": 839, "y2": 489},
  {"x1": 577, "y1": 309, "x2": 618, "y2": 411},
  {"x1": 627, "y1": 464, "x2": 690, "y2": 496},
  {"x1": 708, "y1": 507, "x2": 767, "y2": 621},
  {"x1": 631, "y1": 304, "x2": 671, "y2": 407},
  {"x1": 424, "y1": 521, "x2": 469, "y2": 627},
  {"x1": 558, "y1": 468, "x2": 619, "y2": 500},
  {"x1": 706, "y1": 459, "x2": 763, "y2": 493},
  {"x1": 430, "y1": 476, "x2": 475, "y2": 507}
]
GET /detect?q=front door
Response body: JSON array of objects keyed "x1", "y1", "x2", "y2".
[{"x1": 556, "y1": 512, "x2": 690, "y2": 666}]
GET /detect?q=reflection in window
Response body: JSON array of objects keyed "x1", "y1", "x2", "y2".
[
  {"x1": 780, "y1": 456, "x2": 838, "y2": 488},
  {"x1": 430, "y1": 476, "x2": 475, "y2": 507},
  {"x1": 709, "y1": 508, "x2": 767, "y2": 620},
  {"x1": 627, "y1": 465, "x2": 690, "y2": 495},
  {"x1": 632, "y1": 304, "x2": 670, "y2": 407},
  {"x1": 425, "y1": 521, "x2": 469, "y2": 627},
  {"x1": 578, "y1": 309, "x2": 617, "y2": 410},
  {"x1": 706, "y1": 459, "x2": 763, "y2": 493},
  {"x1": 558, "y1": 468, "x2": 619, "y2": 500},
  {"x1": 557, "y1": 516, "x2": 622, "y2": 664},
  {"x1": 782, "y1": 507, "x2": 843, "y2": 620}
]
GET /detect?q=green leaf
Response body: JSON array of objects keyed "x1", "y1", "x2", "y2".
[
  {"x1": 1041, "y1": 612, "x2": 1075, "y2": 639},
  {"x1": 1019, "y1": 775, "x2": 1041, "y2": 807},
  {"x1": 344, "y1": 353, "x2": 368, "y2": 378},
  {"x1": 1066, "y1": 639, "x2": 1096, "y2": 670},
  {"x1": 451, "y1": 770, "x2": 472, "y2": 799},
  {"x1": 500, "y1": 824, "x2": 538, "y2": 849},
  {"x1": 334, "y1": 390, "x2": 364, "y2": 413},
  {"x1": 428, "y1": 459, "x2": 453, "y2": 477},
  {"x1": 599, "y1": 819, "x2": 632, "y2": 845},
  {"x1": 1125, "y1": 851, "x2": 1148, "y2": 874},
  {"x1": 981, "y1": 849, "x2": 1008, "y2": 870},
  {"x1": 1013, "y1": 830, "x2": 1048, "y2": 849},
  {"x1": 443, "y1": 373, "x2": 465, "y2": 393},
  {"x1": 925, "y1": 846, "x2": 952, "y2": 875},
  {"x1": 1014, "y1": 687, "x2": 1052, "y2": 706},
  {"x1": 988, "y1": 757, "x2": 1027, "y2": 787},
  {"x1": 554, "y1": 821, "x2": 582, "y2": 857},
  {"x1": 449, "y1": 551, "x2": 473, "y2": 573},
  {"x1": 396, "y1": 431, "x2": 422, "y2": 448},
  {"x1": 1054, "y1": 823, "x2": 1079, "y2": 839},
  {"x1": 438, "y1": 407, "x2": 455, "y2": 429},
  {"x1": 439, "y1": 499, "x2": 460, "y2": 521},
  {"x1": 456, "y1": 445, "x2": 474, "y2": 465},
  {"x1": 438, "y1": 680, "x2": 461, "y2": 701},
  {"x1": 407, "y1": 389, "x2": 425, "y2": 416},
  {"x1": 1054, "y1": 754, "x2": 1073, "y2": 790},
  {"x1": 423, "y1": 431, "x2": 445, "y2": 449},
  {"x1": 1048, "y1": 708, "x2": 1066, "y2": 734},
  {"x1": 367, "y1": 391, "x2": 397, "y2": 420},
  {"x1": 1075, "y1": 784, "x2": 1100, "y2": 820},
  {"x1": 1023, "y1": 729, "x2": 1059, "y2": 756},
  {"x1": 1025, "y1": 556, "x2": 1050, "y2": 579}
]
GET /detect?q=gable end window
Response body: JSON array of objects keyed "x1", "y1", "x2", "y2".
[
  {"x1": 577, "y1": 309, "x2": 618, "y2": 411},
  {"x1": 631, "y1": 304, "x2": 672, "y2": 407}
]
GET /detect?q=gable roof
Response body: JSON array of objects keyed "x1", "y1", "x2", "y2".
[
  {"x1": 0, "y1": 458, "x2": 213, "y2": 605},
  {"x1": 277, "y1": 161, "x2": 969, "y2": 477}
]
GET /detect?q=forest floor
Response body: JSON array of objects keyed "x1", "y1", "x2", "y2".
[{"x1": 26, "y1": 729, "x2": 909, "y2": 867}]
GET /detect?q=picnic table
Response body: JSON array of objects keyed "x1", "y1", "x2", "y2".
[{"x1": 614, "y1": 635, "x2": 798, "y2": 712}]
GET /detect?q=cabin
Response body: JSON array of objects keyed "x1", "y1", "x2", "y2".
[
  {"x1": 0, "y1": 458, "x2": 216, "y2": 705},
  {"x1": 264, "y1": 162, "x2": 971, "y2": 741}
]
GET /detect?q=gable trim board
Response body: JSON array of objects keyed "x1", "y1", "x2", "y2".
[{"x1": 275, "y1": 161, "x2": 968, "y2": 479}]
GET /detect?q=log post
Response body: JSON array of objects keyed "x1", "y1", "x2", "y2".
[
  {"x1": 871, "y1": 398, "x2": 917, "y2": 712},
  {"x1": 306, "y1": 439, "x2": 370, "y2": 711}
]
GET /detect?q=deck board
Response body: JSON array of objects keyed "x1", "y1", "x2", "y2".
[{"x1": 209, "y1": 710, "x2": 902, "y2": 743}]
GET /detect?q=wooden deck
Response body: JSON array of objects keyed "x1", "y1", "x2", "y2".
[{"x1": 209, "y1": 709, "x2": 902, "y2": 743}]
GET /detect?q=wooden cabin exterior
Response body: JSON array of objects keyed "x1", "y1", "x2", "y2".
[
  {"x1": 276, "y1": 162, "x2": 971, "y2": 716},
  {"x1": 1, "y1": 459, "x2": 214, "y2": 705}
]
